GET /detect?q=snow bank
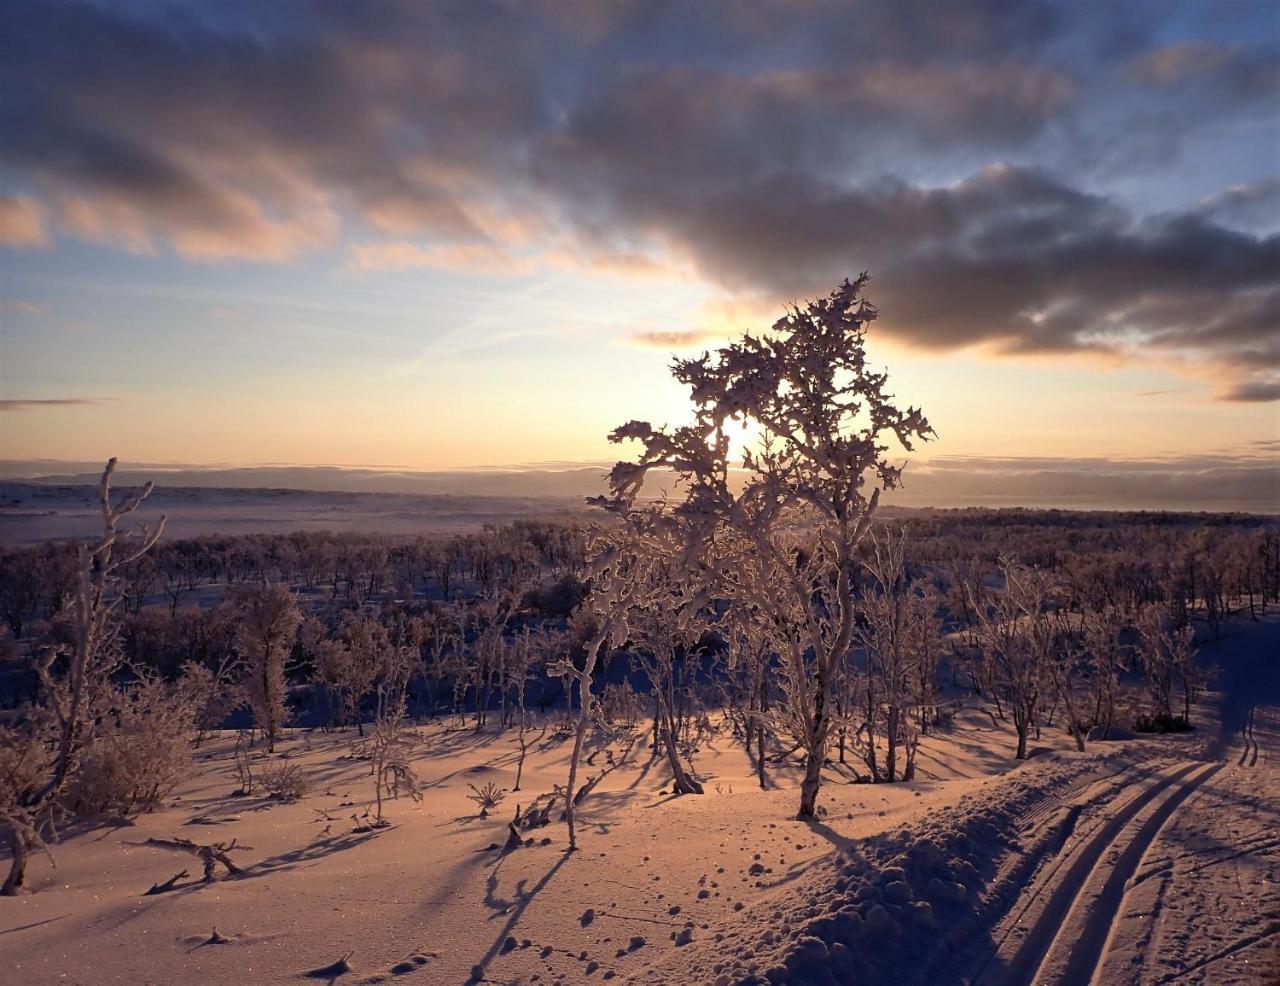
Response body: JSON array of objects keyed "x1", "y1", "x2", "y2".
[{"x1": 641, "y1": 753, "x2": 1101, "y2": 986}]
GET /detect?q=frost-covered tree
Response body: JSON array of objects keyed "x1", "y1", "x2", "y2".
[
  {"x1": 180, "y1": 656, "x2": 243, "y2": 746},
  {"x1": 969, "y1": 559, "x2": 1053, "y2": 760},
  {"x1": 856, "y1": 529, "x2": 922, "y2": 782},
  {"x1": 508, "y1": 627, "x2": 547, "y2": 792},
  {"x1": 721, "y1": 610, "x2": 775, "y2": 790},
  {"x1": 1137, "y1": 602, "x2": 1202, "y2": 726},
  {"x1": 233, "y1": 584, "x2": 301, "y2": 753},
  {"x1": 0, "y1": 458, "x2": 164, "y2": 894},
  {"x1": 596, "y1": 276, "x2": 932, "y2": 818},
  {"x1": 1082, "y1": 605, "x2": 1128, "y2": 740},
  {"x1": 548, "y1": 540, "x2": 633, "y2": 851},
  {"x1": 611, "y1": 540, "x2": 708, "y2": 795}
]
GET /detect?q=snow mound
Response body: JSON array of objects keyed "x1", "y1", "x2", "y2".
[{"x1": 640, "y1": 754, "x2": 1101, "y2": 986}]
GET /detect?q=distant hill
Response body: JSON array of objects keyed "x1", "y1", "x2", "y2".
[{"x1": 0, "y1": 451, "x2": 1275, "y2": 520}]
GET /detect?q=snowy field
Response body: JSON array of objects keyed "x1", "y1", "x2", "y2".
[
  {"x1": 0, "y1": 483, "x2": 584, "y2": 544},
  {"x1": 2, "y1": 613, "x2": 1275, "y2": 986}
]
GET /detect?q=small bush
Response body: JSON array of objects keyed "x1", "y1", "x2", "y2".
[
  {"x1": 1134, "y1": 713, "x2": 1193, "y2": 734},
  {"x1": 72, "y1": 675, "x2": 196, "y2": 816},
  {"x1": 466, "y1": 781, "x2": 506, "y2": 817},
  {"x1": 599, "y1": 681, "x2": 645, "y2": 728},
  {"x1": 522, "y1": 575, "x2": 587, "y2": 618},
  {"x1": 261, "y1": 762, "x2": 313, "y2": 801}
]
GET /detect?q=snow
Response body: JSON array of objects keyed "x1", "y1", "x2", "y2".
[{"x1": 2, "y1": 616, "x2": 1276, "y2": 985}]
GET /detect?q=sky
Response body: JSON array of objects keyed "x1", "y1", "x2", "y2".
[{"x1": 1, "y1": 0, "x2": 1277, "y2": 489}]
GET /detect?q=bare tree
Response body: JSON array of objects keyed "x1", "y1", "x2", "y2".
[{"x1": 0, "y1": 458, "x2": 164, "y2": 894}]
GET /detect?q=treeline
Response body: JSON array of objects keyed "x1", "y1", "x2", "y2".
[
  {"x1": 1, "y1": 496, "x2": 1277, "y2": 882},
  {"x1": 2, "y1": 509, "x2": 1274, "y2": 739}
]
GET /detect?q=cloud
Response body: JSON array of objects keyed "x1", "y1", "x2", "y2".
[
  {"x1": 596, "y1": 164, "x2": 1277, "y2": 398},
  {"x1": 348, "y1": 241, "x2": 532, "y2": 274},
  {"x1": 0, "y1": 398, "x2": 109, "y2": 411},
  {"x1": 1128, "y1": 40, "x2": 1277, "y2": 91},
  {"x1": 1128, "y1": 42, "x2": 1239, "y2": 85},
  {"x1": 628, "y1": 329, "x2": 725, "y2": 350},
  {"x1": 1221, "y1": 380, "x2": 1280, "y2": 403},
  {"x1": 1, "y1": 0, "x2": 1276, "y2": 397},
  {"x1": 0, "y1": 195, "x2": 49, "y2": 248},
  {"x1": 1197, "y1": 178, "x2": 1280, "y2": 233}
]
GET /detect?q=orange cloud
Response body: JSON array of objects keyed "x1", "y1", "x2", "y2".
[
  {"x1": 0, "y1": 195, "x2": 50, "y2": 248},
  {"x1": 628, "y1": 329, "x2": 724, "y2": 349},
  {"x1": 1129, "y1": 42, "x2": 1237, "y2": 85},
  {"x1": 347, "y1": 240, "x2": 533, "y2": 274}
]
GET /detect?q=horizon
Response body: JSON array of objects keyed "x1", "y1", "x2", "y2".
[{"x1": 2, "y1": 450, "x2": 1276, "y2": 517}]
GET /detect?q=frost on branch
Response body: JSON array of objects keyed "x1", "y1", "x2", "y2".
[
  {"x1": 0, "y1": 458, "x2": 165, "y2": 895},
  {"x1": 594, "y1": 276, "x2": 933, "y2": 819}
]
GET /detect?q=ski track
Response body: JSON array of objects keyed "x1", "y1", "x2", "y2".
[{"x1": 976, "y1": 759, "x2": 1215, "y2": 985}]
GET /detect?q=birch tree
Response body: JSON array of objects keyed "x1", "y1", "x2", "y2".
[
  {"x1": 595, "y1": 276, "x2": 932, "y2": 818},
  {"x1": 233, "y1": 584, "x2": 301, "y2": 753},
  {"x1": 0, "y1": 458, "x2": 164, "y2": 894}
]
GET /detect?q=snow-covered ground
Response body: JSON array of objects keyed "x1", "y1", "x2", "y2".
[
  {"x1": 0, "y1": 483, "x2": 583, "y2": 544},
  {"x1": 1, "y1": 617, "x2": 1276, "y2": 985}
]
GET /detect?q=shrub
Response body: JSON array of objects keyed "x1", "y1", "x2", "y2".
[
  {"x1": 260, "y1": 762, "x2": 313, "y2": 801},
  {"x1": 72, "y1": 675, "x2": 196, "y2": 816},
  {"x1": 1134, "y1": 713, "x2": 1193, "y2": 734},
  {"x1": 599, "y1": 681, "x2": 645, "y2": 728},
  {"x1": 466, "y1": 781, "x2": 506, "y2": 817},
  {"x1": 522, "y1": 574, "x2": 587, "y2": 618}
]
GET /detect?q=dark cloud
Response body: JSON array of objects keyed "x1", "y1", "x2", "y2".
[
  {"x1": 1, "y1": 0, "x2": 1277, "y2": 395},
  {"x1": 0, "y1": 399, "x2": 108, "y2": 411},
  {"x1": 1197, "y1": 178, "x2": 1280, "y2": 233},
  {"x1": 1223, "y1": 380, "x2": 1280, "y2": 403}
]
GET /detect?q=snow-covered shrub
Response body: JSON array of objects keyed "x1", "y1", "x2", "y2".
[
  {"x1": 72, "y1": 673, "x2": 197, "y2": 816},
  {"x1": 599, "y1": 681, "x2": 645, "y2": 729},
  {"x1": 260, "y1": 762, "x2": 313, "y2": 801}
]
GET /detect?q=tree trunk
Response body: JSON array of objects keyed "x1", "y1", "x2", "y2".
[
  {"x1": 564, "y1": 637, "x2": 602, "y2": 852},
  {"x1": 1, "y1": 826, "x2": 28, "y2": 896},
  {"x1": 798, "y1": 749, "x2": 823, "y2": 818},
  {"x1": 658, "y1": 703, "x2": 703, "y2": 795},
  {"x1": 756, "y1": 720, "x2": 766, "y2": 789}
]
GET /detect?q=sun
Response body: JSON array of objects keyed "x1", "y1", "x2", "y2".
[{"x1": 724, "y1": 416, "x2": 762, "y2": 464}]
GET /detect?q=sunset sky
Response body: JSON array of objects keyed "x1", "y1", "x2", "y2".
[{"x1": 1, "y1": 1, "x2": 1276, "y2": 480}]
